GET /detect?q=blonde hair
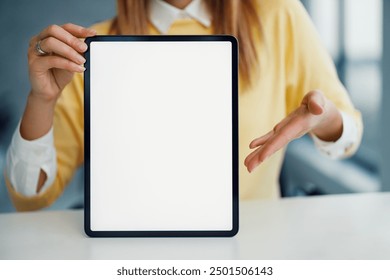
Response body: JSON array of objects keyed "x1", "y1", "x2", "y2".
[{"x1": 111, "y1": 0, "x2": 262, "y2": 89}]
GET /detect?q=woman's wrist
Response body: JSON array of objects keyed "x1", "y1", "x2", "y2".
[
  {"x1": 311, "y1": 101, "x2": 343, "y2": 142},
  {"x1": 20, "y1": 91, "x2": 57, "y2": 140},
  {"x1": 29, "y1": 88, "x2": 60, "y2": 104}
]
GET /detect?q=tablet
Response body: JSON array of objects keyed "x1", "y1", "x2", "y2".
[{"x1": 84, "y1": 35, "x2": 238, "y2": 237}]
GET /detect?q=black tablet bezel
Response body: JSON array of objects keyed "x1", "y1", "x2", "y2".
[{"x1": 84, "y1": 35, "x2": 238, "y2": 237}]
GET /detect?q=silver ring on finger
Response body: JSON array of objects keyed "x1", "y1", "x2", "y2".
[{"x1": 35, "y1": 40, "x2": 49, "y2": 56}]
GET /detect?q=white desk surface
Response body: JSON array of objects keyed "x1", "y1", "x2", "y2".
[{"x1": 1, "y1": 193, "x2": 389, "y2": 260}]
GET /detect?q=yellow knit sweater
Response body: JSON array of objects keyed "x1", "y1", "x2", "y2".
[{"x1": 6, "y1": 0, "x2": 362, "y2": 211}]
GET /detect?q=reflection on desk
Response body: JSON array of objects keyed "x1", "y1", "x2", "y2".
[{"x1": 1, "y1": 193, "x2": 389, "y2": 259}]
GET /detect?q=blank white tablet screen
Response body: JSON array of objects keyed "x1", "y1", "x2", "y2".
[{"x1": 90, "y1": 41, "x2": 232, "y2": 231}]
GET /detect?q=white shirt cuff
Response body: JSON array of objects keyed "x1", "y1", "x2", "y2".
[
  {"x1": 311, "y1": 111, "x2": 358, "y2": 159},
  {"x1": 6, "y1": 121, "x2": 57, "y2": 196}
]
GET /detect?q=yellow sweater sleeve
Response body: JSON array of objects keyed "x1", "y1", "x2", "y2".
[{"x1": 283, "y1": 0, "x2": 363, "y2": 154}]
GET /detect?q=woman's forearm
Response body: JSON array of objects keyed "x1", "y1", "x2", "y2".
[
  {"x1": 12, "y1": 24, "x2": 94, "y2": 194},
  {"x1": 19, "y1": 92, "x2": 56, "y2": 193},
  {"x1": 20, "y1": 91, "x2": 57, "y2": 140}
]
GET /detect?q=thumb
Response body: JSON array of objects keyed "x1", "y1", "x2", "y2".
[{"x1": 306, "y1": 90, "x2": 325, "y2": 115}]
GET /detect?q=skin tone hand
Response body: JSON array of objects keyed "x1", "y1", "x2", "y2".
[
  {"x1": 244, "y1": 90, "x2": 343, "y2": 173},
  {"x1": 21, "y1": 23, "x2": 96, "y2": 192}
]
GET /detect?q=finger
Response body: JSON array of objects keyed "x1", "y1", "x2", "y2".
[
  {"x1": 246, "y1": 118, "x2": 304, "y2": 172},
  {"x1": 38, "y1": 24, "x2": 96, "y2": 41},
  {"x1": 61, "y1": 23, "x2": 97, "y2": 38},
  {"x1": 258, "y1": 118, "x2": 305, "y2": 157},
  {"x1": 249, "y1": 113, "x2": 297, "y2": 149},
  {"x1": 29, "y1": 35, "x2": 38, "y2": 47},
  {"x1": 37, "y1": 24, "x2": 95, "y2": 53},
  {"x1": 249, "y1": 130, "x2": 273, "y2": 149},
  {"x1": 244, "y1": 145, "x2": 264, "y2": 168},
  {"x1": 245, "y1": 136, "x2": 282, "y2": 173},
  {"x1": 245, "y1": 126, "x2": 289, "y2": 168},
  {"x1": 32, "y1": 55, "x2": 85, "y2": 73},
  {"x1": 246, "y1": 135, "x2": 285, "y2": 172},
  {"x1": 245, "y1": 145, "x2": 269, "y2": 173},
  {"x1": 39, "y1": 37, "x2": 86, "y2": 65}
]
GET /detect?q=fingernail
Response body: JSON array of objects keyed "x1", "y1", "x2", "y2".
[
  {"x1": 79, "y1": 42, "x2": 87, "y2": 52},
  {"x1": 89, "y1": 29, "x2": 97, "y2": 34},
  {"x1": 77, "y1": 65, "x2": 86, "y2": 72},
  {"x1": 78, "y1": 56, "x2": 86, "y2": 64}
]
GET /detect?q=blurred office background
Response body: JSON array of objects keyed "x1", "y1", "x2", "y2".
[
  {"x1": 0, "y1": 0, "x2": 388, "y2": 212},
  {"x1": 281, "y1": 0, "x2": 385, "y2": 196}
]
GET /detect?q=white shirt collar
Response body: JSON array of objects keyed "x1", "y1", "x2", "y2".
[{"x1": 149, "y1": 0, "x2": 211, "y2": 34}]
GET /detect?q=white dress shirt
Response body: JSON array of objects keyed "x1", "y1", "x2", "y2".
[
  {"x1": 5, "y1": 0, "x2": 359, "y2": 196},
  {"x1": 6, "y1": 122, "x2": 57, "y2": 196}
]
